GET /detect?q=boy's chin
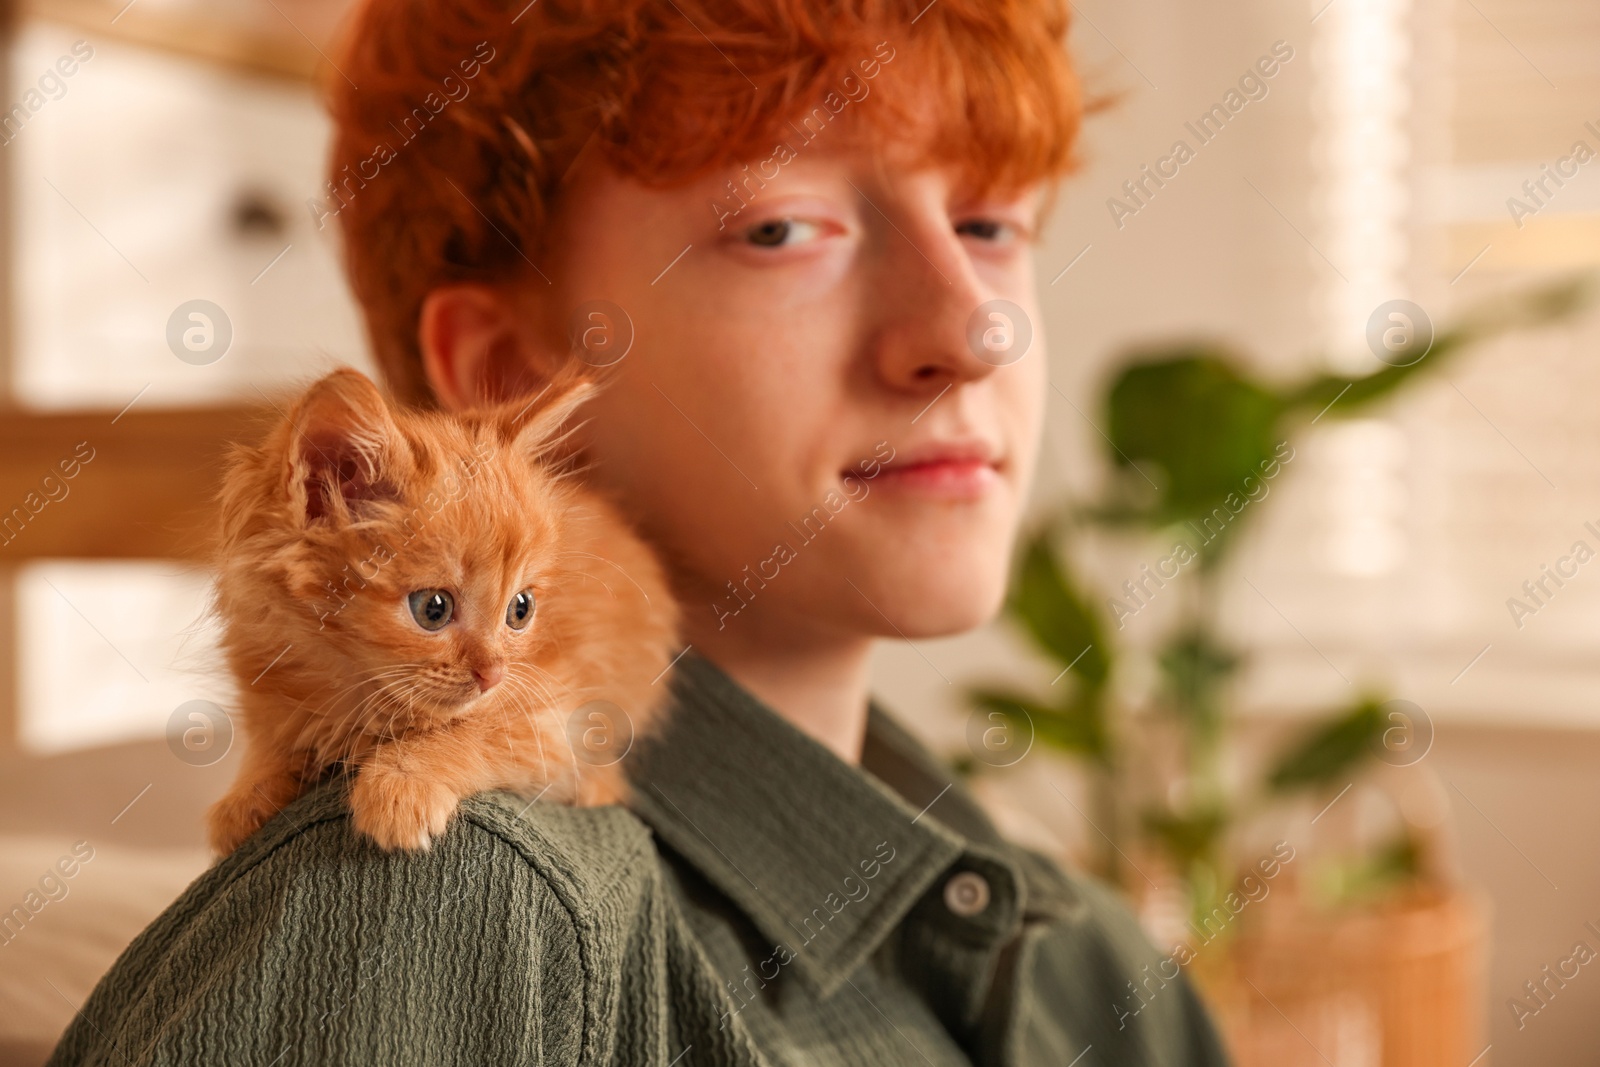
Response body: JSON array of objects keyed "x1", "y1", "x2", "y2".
[
  {"x1": 888, "y1": 598, "x2": 1006, "y2": 641},
  {"x1": 855, "y1": 572, "x2": 1011, "y2": 641}
]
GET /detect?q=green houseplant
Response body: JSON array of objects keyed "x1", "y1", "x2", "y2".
[{"x1": 965, "y1": 278, "x2": 1595, "y2": 928}]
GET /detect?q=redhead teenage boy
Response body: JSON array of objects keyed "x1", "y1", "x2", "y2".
[{"x1": 49, "y1": 2, "x2": 1230, "y2": 1064}]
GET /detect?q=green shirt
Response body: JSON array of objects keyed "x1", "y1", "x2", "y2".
[{"x1": 47, "y1": 650, "x2": 1228, "y2": 1066}]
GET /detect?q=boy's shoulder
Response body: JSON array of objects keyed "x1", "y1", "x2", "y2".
[
  {"x1": 45, "y1": 775, "x2": 662, "y2": 1067},
  {"x1": 218, "y1": 771, "x2": 661, "y2": 916}
]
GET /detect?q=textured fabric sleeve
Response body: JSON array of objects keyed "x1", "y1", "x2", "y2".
[{"x1": 44, "y1": 798, "x2": 598, "y2": 1067}]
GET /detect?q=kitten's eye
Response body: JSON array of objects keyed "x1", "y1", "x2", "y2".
[
  {"x1": 506, "y1": 589, "x2": 535, "y2": 630},
  {"x1": 407, "y1": 589, "x2": 454, "y2": 631}
]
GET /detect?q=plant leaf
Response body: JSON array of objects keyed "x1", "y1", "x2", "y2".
[
  {"x1": 1280, "y1": 275, "x2": 1598, "y2": 419},
  {"x1": 1006, "y1": 530, "x2": 1109, "y2": 689},
  {"x1": 1140, "y1": 805, "x2": 1229, "y2": 872},
  {"x1": 1316, "y1": 831, "x2": 1424, "y2": 904},
  {"x1": 969, "y1": 688, "x2": 1110, "y2": 765},
  {"x1": 1103, "y1": 350, "x2": 1286, "y2": 553},
  {"x1": 1157, "y1": 629, "x2": 1240, "y2": 743},
  {"x1": 1265, "y1": 698, "x2": 1386, "y2": 793}
]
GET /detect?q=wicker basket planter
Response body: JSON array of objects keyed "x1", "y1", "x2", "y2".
[{"x1": 1193, "y1": 890, "x2": 1488, "y2": 1067}]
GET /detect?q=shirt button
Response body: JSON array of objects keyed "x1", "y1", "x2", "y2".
[{"x1": 943, "y1": 871, "x2": 991, "y2": 917}]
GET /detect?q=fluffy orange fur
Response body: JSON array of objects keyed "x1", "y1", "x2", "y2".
[{"x1": 206, "y1": 368, "x2": 678, "y2": 854}]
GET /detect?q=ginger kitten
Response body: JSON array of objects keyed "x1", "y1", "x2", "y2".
[{"x1": 206, "y1": 368, "x2": 678, "y2": 854}]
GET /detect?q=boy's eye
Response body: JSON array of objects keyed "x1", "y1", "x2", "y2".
[
  {"x1": 506, "y1": 589, "x2": 536, "y2": 630},
  {"x1": 955, "y1": 218, "x2": 1013, "y2": 242},
  {"x1": 407, "y1": 589, "x2": 454, "y2": 631},
  {"x1": 744, "y1": 218, "x2": 821, "y2": 248}
]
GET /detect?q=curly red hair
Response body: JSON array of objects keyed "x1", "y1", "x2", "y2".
[{"x1": 324, "y1": 0, "x2": 1082, "y2": 406}]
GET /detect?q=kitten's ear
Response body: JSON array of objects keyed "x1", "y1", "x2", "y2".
[
  {"x1": 503, "y1": 371, "x2": 596, "y2": 463},
  {"x1": 286, "y1": 369, "x2": 411, "y2": 525}
]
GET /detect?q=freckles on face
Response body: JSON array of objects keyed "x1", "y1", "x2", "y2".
[{"x1": 547, "y1": 149, "x2": 1049, "y2": 642}]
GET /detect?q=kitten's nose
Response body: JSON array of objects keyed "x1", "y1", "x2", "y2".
[{"x1": 473, "y1": 663, "x2": 506, "y2": 693}]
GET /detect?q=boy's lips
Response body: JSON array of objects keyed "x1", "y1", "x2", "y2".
[{"x1": 854, "y1": 439, "x2": 1003, "y2": 500}]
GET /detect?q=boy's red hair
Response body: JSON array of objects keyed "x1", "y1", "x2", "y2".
[{"x1": 325, "y1": 0, "x2": 1082, "y2": 406}]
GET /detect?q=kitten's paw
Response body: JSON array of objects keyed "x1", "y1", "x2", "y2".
[
  {"x1": 574, "y1": 767, "x2": 630, "y2": 808},
  {"x1": 350, "y1": 762, "x2": 459, "y2": 852},
  {"x1": 206, "y1": 786, "x2": 281, "y2": 856}
]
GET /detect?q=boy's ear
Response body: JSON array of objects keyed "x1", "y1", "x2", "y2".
[
  {"x1": 420, "y1": 284, "x2": 553, "y2": 411},
  {"x1": 287, "y1": 369, "x2": 411, "y2": 525}
]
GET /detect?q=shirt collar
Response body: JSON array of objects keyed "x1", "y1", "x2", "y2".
[
  {"x1": 624, "y1": 649, "x2": 1079, "y2": 998},
  {"x1": 859, "y1": 691, "x2": 1084, "y2": 924}
]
